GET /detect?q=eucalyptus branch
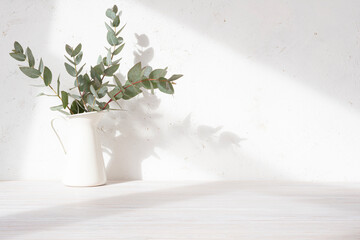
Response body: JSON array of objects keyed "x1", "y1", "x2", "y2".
[{"x1": 10, "y1": 4, "x2": 183, "y2": 115}]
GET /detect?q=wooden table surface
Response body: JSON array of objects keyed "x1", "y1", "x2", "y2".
[{"x1": 0, "y1": 181, "x2": 359, "y2": 239}]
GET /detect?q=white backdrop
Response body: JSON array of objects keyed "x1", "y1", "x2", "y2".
[{"x1": 1, "y1": 0, "x2": 360, "y2": 181}]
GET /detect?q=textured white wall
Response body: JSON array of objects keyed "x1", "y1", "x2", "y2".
[{"x1": 1, "y1": 0, "x2": 360, "y2": 181}]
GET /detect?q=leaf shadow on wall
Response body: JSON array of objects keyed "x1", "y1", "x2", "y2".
[{"x1": 99, "y1": 34, "x2": 245, "y2": 180}]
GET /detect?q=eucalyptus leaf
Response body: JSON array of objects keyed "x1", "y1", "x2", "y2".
[
  {"x1": 50, "y1": 105, "x2": 63, "y2": 111},
  {"x1": 112, "y1": 5, "x2": 118, "y2": 13},
  {"x1": 86, "y1": 94, "x2": 95, "y2": 105},
  {"x1": 14, "y1": 41, "x2": 23, "y2": 53},
  {"x1": 112, "y1": 58, "x2": 121, "y2": 65},
  {"x1": 104, "y1": 64, "x2": 119, "y2": 76},
  {"x1": 112, "y1": 15, "x2": 120, "y2": 27},
  {"x1": 150, "y1": 68, "x2": 167, "y2": 79},
  {"x1": 113, "y1": 75, "x2": 122, "y2": 88},
  {"x1": 90, "y1": 85, "x2": 99, "y2": 98},
  {"x1": 97, "y1": 55, "x2": 103, "y2": 64},
  {"x1": 77, "y1": 63, "x2": 86, "y2": 75},
  {"x1": 168, "y1": 74, "x2": 183, "y2": 81},
  {"x1": 37, "y1": 93, "x2": 57, "y2": 97},
  {"x1": 122, "y1": 83, "x2": 142, "y2": 100},
  {"x1": 107, "y1": 31, "x2": 119, "y2": 46},
  {"x1": 75, "y1": 52, "x2": 83, "y2": 65},
  {"x1": 71, "y1": 43, "x2": 82, "y2": 57},
  {"x1": 64, "y1": 62, "x2": 76, "y2": 77},
  {"x1": 57, "y1": 75, "x2": 60, "y2": 94},
  {"x1": 43, "y1": 66, "x2": 52, "y2": 86},
  {"x1": 65, "y1": 55, "x2": 75, "y2": 65},
  {"x1": 105, "y1": 22, "x2": 115, "y2": 34},
  {"x1": 38, "y1": 58, "x2": 44, "y2": 73},
  {"x1": 9, "y1": 52, "x2": 26, "y2": 61},
  {"x1": 113, "y1": 44, "x2": 124, "y2": 55},
  {"x1": 127, "y1": 62, "x2": 142, "y2": 82},
  {"x1": 116, "y1": 24, "x2": 126, "y2": 36},
  {"x1": 158, "y1": 77, "x2": 174, "y2": 94},
  {"x1": 106, "y1": 49, "x2": 112, "y2": 65},
  {"x1": 19, "y1": 67, "x2": 41, "y2": 78},
  {"x1": 65, "y1": 44, "x2": 73, "y2": 56},
  {"x1": 143, "y1": 66, "x2": 152, "y2": 78},
  {"x1": 61, "y1": 91, "x2": 68, "y2": 109},
  {"x1": 106, "y1": 9, "x2": 116, "y2": 20},
  {"x1": 26, "y1": 47, "x2": 35, "y2": 67},
  {"x1": 97, "y1": 86, "x2": 108, "y2": 98}
]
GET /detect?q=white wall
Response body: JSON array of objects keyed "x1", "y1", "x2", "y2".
[{"x1": 1, "y1": 0, "x2": 360, "y2": 181}]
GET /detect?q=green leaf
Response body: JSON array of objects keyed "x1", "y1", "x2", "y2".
[
  {"x1": 57, "y1": 75, "x2": 60, "y2": 94},
  {"x1": 97, "y1": 55, "x2": 103, "y2": 64},
  {"x1": 97, "y1": 86, "x2": 108, "y2": 98},
  {"x1": 70, "y1": 100, "x2": 85, "y2": 114},
  {"x1": 36, "y1": 93, "x2": 57, "y2": 97},
  {"x1": 86, "y1": 94, "x2": 95, "y2": 105},
  {"x1": 112, "y1": 58, "x2": 121, "y2": 65},
  {"x1": 77, "y1": 63, "x2": 86, "y2": 76},
  {"x1": 61, "y1": 91, "x2": 68, "y2": 109},
  {"x1": 64, "y1": 63, "x2": 76, "y2": 77},
  {"x1": 50, "y1": 105, "x2": 64, "y2": 111},
  {"x1": 113, "y1": 75, "x2": 122, "y2": 88},
  {"x1": 105, "y1": 22, "x2": 115, "y2": 34},
  {"x1": 26, "y1": 47, "x2": 35, "y2": 67},
  {"x1": 128, "y1": 62, "x2": 142, "y2": 82},
  {"x1": 38, "y1": 58, "x2": 44, "y2": 73},
  {"x1": 106, "y1": 9, "x2": 116, "y2": 20},
  {"x1": 75, "y1": 51, "x2": 83, "y2": 65},
  {"x1": 14, "y1": 41, "x2": 23, "y2": 53},
  {"x1": 104, "y1": 64, "x2": 120, "y2": 76},
  {"x1": 113, "y1": 5, "x2": 118, "y2": 13},
  {"x1": 65, "y1": 44, "x2": 73, "y2": 56},
  {"x1": 43, "y1": 66, "x2": 52, "y2": 86},
  {"x1": 143, "y1": 66, "x2": 152, "y2": 77},
  {"x1": 109, "y1": 86, "x2": 123, "y2": 100},
  {"x1": 158, "y1": 78, "x2": 174, "y2": 94},
  {"x1": 116, "y1": 24, "x2": 126, "y2": 36},
  {"x1": 122, "y1": 83, "x2": 142, "y2": 100},
  {"x1": 69, "y1": 93, "x2": 81, "y2": 100},
  {"x1": 9, "y1": 52, "x2": 26, "y2": 61},
  {"x1": 90, "y1": 85, "x2": 99, "y2": 98},
  {"x1": 106, "y1": 49, "x2": 111, "y2": 65},
  {"x1": 64, "y1": 55, "x2": 75, "y2": 65},
  {"x1": 19, "y1": 67, "x2": 41, "y2": 78},
  {"x1": 113, "y1": 44, "x2": 124, "y2": 55},
  {"x1": 112, "y1": 15, "x2": 120, "y2": 27},
  {"x1": 71, "y1": 43, "x2": 82, "y2": 57},
  {"x1": 141, "y1": 79, "x2": 158, "y2": 92},
  {"x1": 94, "y1": 63, "x2": 105, "y2": 75},
  {"x1": 97, "y1": 102, "x2": 109, "y2": 110},
  {"x1": 168, "y1": 74, "x2": 183, "y2": 81},
  {"x1": 107, "y1": 31, "x2": 120, "y2": 46},
  {"x1": 150, "y1": 68, "x2": 167, "y2": 79}
]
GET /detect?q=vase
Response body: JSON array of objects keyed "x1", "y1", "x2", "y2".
[{"x1": 51, "y1": 111, "x2": 107, "y2": 187}]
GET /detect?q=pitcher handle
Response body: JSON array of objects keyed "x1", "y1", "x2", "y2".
[{"x1": 51, "y1": 117, "x2": 67, "y2": 154}]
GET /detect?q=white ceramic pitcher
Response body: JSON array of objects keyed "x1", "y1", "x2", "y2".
[{"x1": 51, "y1": 111, "x2": 107, "y2": 187}]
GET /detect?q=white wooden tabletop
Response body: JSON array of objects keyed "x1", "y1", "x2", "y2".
[{"x1": 0, "y1": 181, "x2": 359, "y2": 240}]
